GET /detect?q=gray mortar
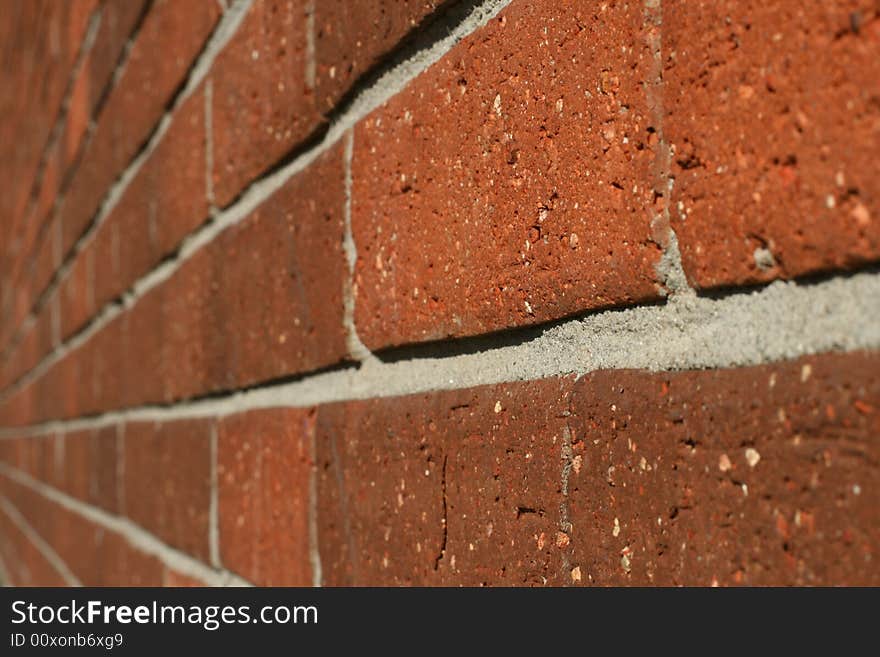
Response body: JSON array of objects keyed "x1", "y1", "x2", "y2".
[
  {"x1": 0, "y1": 0, "x2": 877, "y2": 439},
  {"x1": 0, "y1": 0, "x2": 514, "y2": 402},
  {"x1": 3, "y1": 271, "x2": 879, "y2": 438}
]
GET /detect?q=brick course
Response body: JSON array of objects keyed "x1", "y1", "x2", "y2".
[{"x1": 0, "y1": 0, "x2": 877, "y2": 588}]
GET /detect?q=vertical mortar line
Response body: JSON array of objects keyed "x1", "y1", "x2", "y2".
[
  {"x1": 0, "y1": 464, "x2": 251, "y2": 586},
  {"x1": 50, "y1": 291, "x2": 61, "y2": 349},
  {"x1": 305, "y1": 0, "x2": 317, "y2": 92},
  {"x1": 86, "y1": 247, "x2": 95, "y2": 316},
  {"x1": 53, "y1": 429, "x2": 65, "y2": 483},
  {"x1": 559, "y1": 421, "x2": 574, "y2": 586},
  {"x1": 116, "y1": 422, "x2": 126, "y2": 516},
  {"x1": 644, "y1": 0, "x2": 692, "y2": 298},
  {"x1": 0, "y1": 0, "x2": 243, "y2": 379},
  {"x1": 342, "y1": 130, "x2": 377, "y2": 363},
  {"x1": 209, "y1": 421, "x2": 221, "y2": 568},
  {"x1": 0, "y1": 495, "x2": 83, "y2": 586},
  {"x1": 205, "y1": 78, "x2": 216, "y2": 214},
  {"x1": 307, "y1": 410, "x2": 322, "y2": 587}
]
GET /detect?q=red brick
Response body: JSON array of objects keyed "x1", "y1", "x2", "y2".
[
  {"x1": 162, "y1": 144, "x2": 348, "y2": 402},
  {"x1": 316, "y1": 378, "x2": 574, "y2": 586},
  {"x1": 0, "y1": 0, "x2": 99, "y2": 243},
  {"x1": 210, "y1": 0, "x2": 315, "y2": 206},
  {"x1": 313, "y1": 0, "x2": 445, "y2": 111},
  {"x1": 28, "y1": 0, "x2": 150, "y2": 278},
  {"x1": 564, "y1": 353, "x2": 880, "y2": 586},
  {"x1": 352, "y1": 0, "x2": 663, "y2": 349},
  {"x1": 93, "y1": 87, "x2": 209, "y2": 310},
  {"x1": 123, "y1": 419, "x2": 212, "y2": 561},
  {"x1": 218, "y1": 408, "x2": 314, "y2": 586},
  {"x1": 163, "y1": 568, "x2": 210, "y2": 587},
  {"x1": 56, "y1": 426, "x2": 120, "y2": 514},
  {"x1": 665, "y1": 1, "x2": 880, "y2": 289},
  {"x1": 60, "y1": 0, "x2": 221, "y2": 258},
  {"x1": 87, "y1": 313, "x2": 127, "y2": 415},
  {"x1": 0, "y1": 502, "x2": 68, "y2": 586},
  {"x1": 59, "y1": 248, "x2": 94, "y2": 340},
  {"x1": 0, "y1": 475, "x2": 165, "y2": 587}
]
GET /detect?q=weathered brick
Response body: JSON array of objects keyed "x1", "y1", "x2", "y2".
[
  {"x1": 313, "y1": 0, "x2": 445, "y2": 111},
  {"x1": 210, "y1": 0, "x2": 315, "y2": 206},
  {"x1": 564, "y1": 353, "x2": 880, "y2": 586},
  {"x1": 123, "y1": 419, "x2": 213, "y2": 561},
  {"x1": 60, "y1": 0, "x2": 220, "y2": 258},
  {"x1": 665, "y1": 1, "x2": 880, "y2": 288},
  {"x1": 316, "y1": 378, "x2": 574, "y2": 585},
  {"x1": 218, "y1": 408, "x2": 314, "y2": 585},
  {"x1": 352, "y1": 0, "x2": 663, "y2": 349}
]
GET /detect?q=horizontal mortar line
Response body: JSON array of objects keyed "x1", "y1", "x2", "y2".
[
  {"x1": 0, "y1": 495, "x2": 82, "y2": 586},
  {"x1": 0, "y1": 0, "x2": 254, "y2": 370},
  {"x1": 0, "y1": 0, "x2": 513, "y2": 402},
  {"x1": 0, "y1": 0, "x2": 157, "y2": 363},
  {"x1": 0, "y1": 464, "x2": 252, "y2": 587},
  {"x1": 1, "y1": 269, "x2": 878, "y2": 439}
]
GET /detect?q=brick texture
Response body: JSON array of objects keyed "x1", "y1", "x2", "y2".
[
  {"x1": 0, "y1": 0, "x2": 877, "y2": 590},
  {"x1": 352, "y1": 1, "x2": 663, "y2": 349},
  {"x1": 666, "y1": 1, "x2": 880, "y2": 288},
  {"x1": 218, "y1": 408, "x2": 315, "y2": 585}
]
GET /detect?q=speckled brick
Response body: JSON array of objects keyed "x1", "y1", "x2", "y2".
[
  {"x1": 314, "y1": 0, "x2": 446, "y2": 111},
  {"x1": 351, "y1": 0, "x2": 663, "y2": 350},
  {"x1": 60, "y1": 0, "x2": 220, "y2": 259},
  {"x1": 92, "y1": 87, "x2": 209, "y2": 311},
  {"x1": 218, "y1": 408, "x2": 315, "y2": 585},
  {"x1": 565, "y1": 352, "x2": 880, "y2": 586},
  {"x1": 665, "y1": 1, "x2": 880, "y2": 288},
  {"x1": 122, "y1": 419, "x2": 212, "y2": 561},
  {"x1": 209, "y1": 0, "x2": 315, "y2": 207},
  {"x1": 316, "y1": 378, "x2": 575, "y2": 586}
]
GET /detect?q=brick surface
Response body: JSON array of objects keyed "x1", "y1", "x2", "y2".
[
  {"x1": 52, "y1": 428, "x2": 115, "y2": 514},
  {"x1": 0, "y1": 475, "x2": 164, "y2": 586},
  {"x1": 314, "y1": 0, "x2": 445, "y2": 111},
  {"x1": 210, "y1": 0, "x2": 315, "y2": 206},
  {"x1": 666, "y1": 1, "x2": 880, "y2": 288},
  {"x1": 93, "y1": 87, "x2": 209, "y2": 311},
  {"x1": 60, "y1": 0, "x2": 220, "y2": 259},
  {"x1": 1, "y1": 144, "x2": 347, "y2": 424},
  {"x1": 0, "y1": 502, "x2": 68, "y2": 586},
  {"x1": 316, "y1": 378, "x2": 574, "y2": 586},
  {"x1": 123, "y1": 420, "x2": 213, "y2": 561},
  {"x1": 159, "y1": 144, "x2": 349, "y2": 403},
  {"x1": 565, "y1": 353, "x2": 880, "y2": 586},
  {"x1": 59, "y1": 246, "x2": 94, "y2": 341},
  {"x1": 218, "y1": 408, "x2": 315, "y2": 585},
  {"x1": 0, "y1": 0, "x2": 98, "y2": 254},
  {"x1": 34, "y1": 0, "x2": 150, "y2": 245},
  {"x1": 351, "y1": 1, "x2": 664, "y2": 349}
]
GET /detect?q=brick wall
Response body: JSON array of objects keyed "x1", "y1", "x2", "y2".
[{"x1": 0, "y1": 0, "x2": 877, "y2": 587}]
